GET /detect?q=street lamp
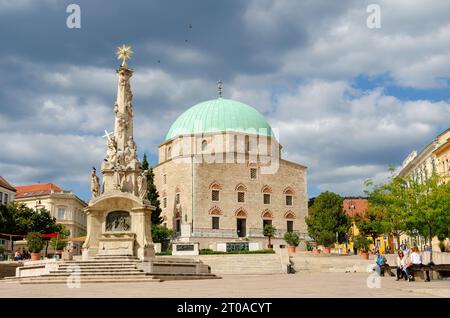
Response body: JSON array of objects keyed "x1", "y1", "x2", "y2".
[{"x1": 348, "y1": 200, "x2": 357, "y2": 255}]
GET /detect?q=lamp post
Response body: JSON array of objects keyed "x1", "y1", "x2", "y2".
[{"x1": 348, "y1": 200, "x2": 357, "y2": 255}]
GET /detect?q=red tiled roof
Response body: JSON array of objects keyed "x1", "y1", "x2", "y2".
[
  {"x1": 15, "y1": 183, "x2": 62, "y2": 199},
  {"x1": 343, "y1": 198, "x2": 368, "y2": 218},
  {"x1": 0, "y1": 176, "x2": 16, "y2": 192}
]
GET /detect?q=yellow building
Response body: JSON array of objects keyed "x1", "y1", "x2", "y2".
[
  {"x1": 337, "y1": 198, "x2": 395, "y2": 254},
  {"x1": 398, "y1": 127, "x2": 450, "y2": 252},
  {"x1": 433, "y1": 128, "x2": 450, "y2": 184}
]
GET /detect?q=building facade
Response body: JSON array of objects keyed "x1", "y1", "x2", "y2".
[
  {"x1": 398, "y1": 128, "x2": 450, "y2": 252},
  {"x1": 14, "y1": 183, "x2": 87, "y2": 238},
  {"x1": 0, "y1": 176, "x2": 16, "y2": 206},
  {"x1": 433, "y1": 128, "x2": 450, "y2": 183},
  {"x1": 399, "y1": 128, "x2": 450, "y2": 183},
  {"x1": 154, "y1": 94, "x2": 308, "y2": 250}
]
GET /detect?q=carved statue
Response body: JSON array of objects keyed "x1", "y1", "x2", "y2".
[
  {"x1": 105, "y1": 136, "x2": 117, "y2": 165},
  {"x1": 90, "y1": 167, "x2": 100, "y2": 198},
  {"x1": 137, "y1": 170, "x2": 148, "y2": 200},
  {"x1": 124, "y1": 136, "x2": 137, "y2": 164},
  {"x1": 113, "y1": 165, "x2": 125, "y2": 190}
]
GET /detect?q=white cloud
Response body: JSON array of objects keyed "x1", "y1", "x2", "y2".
[{"x1": 269, "y1": 80, "x2": 450, "y2": 195}]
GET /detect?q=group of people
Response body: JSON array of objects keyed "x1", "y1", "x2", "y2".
[
  {"x1": 14, "y1": 248, "x2": 30, "y2": 261},
  {"x1": 395, "y1": 246, "x2": 430, "y2": 282},
  {"x1": 374, "y1": 245, "x2": 430, "y2": 282}
]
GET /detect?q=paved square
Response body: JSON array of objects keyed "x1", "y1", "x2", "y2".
[{"x1": 1, "y1": 272, "x2": 449, "y2": 298}]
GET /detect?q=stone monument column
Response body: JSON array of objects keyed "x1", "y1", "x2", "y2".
[{"x1": 82, "y1": 45, "x2": 155, "y2": 261}]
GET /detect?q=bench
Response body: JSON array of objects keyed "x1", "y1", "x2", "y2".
[{"x1": 387, "y1": 264, "x2": 450, "y2": 281}]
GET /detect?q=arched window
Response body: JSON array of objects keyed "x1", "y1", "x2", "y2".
[
  {"x1": 261, "y1": 209, "x2": 273, "y2": 228},
  {"x1": 284, "y1": 211, "x2": 296, "y2": 219},
  {"x1": 208, "y1": 206, "x2": 223, "y2": 216},
  {"x1": 262, "y1": 185, "x2": 272, "y2": 205},
  {"x1": 167, "y1": 146, "x2": 172, "y2": 158},
  {"x1": 283, "y1": 187, "x2": 294, "y2": 206},
  {"x1": 209, "y1": 181, "x2": 222, "y2": 202},
  {"x1": 235, "y1": 183, "x2": 247, "y2": 203},
  {"x1": 284, "y1": 211, "x2": 296, "y2": 233},
  {"x1": 261, "y1": 209, "x2": 273, "y2": 219}
]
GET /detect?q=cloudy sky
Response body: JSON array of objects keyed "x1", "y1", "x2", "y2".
[{"x1": 0, "y1": 0, "x2": 449, "y2": 201}]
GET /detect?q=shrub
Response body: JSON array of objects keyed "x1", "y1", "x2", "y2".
[
  {"x1": 26, "y1": 232, "x2": 44, "y2": 253},
  {"x1": 284, "y1": 232, "x2": 300, "y2": 247},
  {"x1": 306, "y1": 241, "x2": 314, "y2": 251},
  {"x1": 0, "y1": 245, "x2": 4, "y2": 255},
  {"x1": 152, "y1": 224, "x2": 174, "y2": 244}
]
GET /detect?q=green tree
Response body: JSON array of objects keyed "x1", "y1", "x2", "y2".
[
  {"x1": 305, "y1": 191, "x2": 351, "y2": 247},
  {"x1": 142, "y1": 153, "x2": 163, "y2": 225},
  {"x1": 354, "y1": 206, "x2": 388, "y2": 251},
  {"x1": 403, "y1": 173, "x2": 450, "y2": 263},
  {"x1": 151, "y1": 224, "x2": 174, "y2": 250},
  {"x1": 364, "y1": 171, "x2": 409, "y2": 252},
  {"x1": 2, "y1": 202, "x2": 67, "y2": 254},
  {"x1": 263, "y1": 224, "x2": 277, "y2": 248}
]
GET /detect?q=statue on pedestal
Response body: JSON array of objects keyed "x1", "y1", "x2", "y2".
[
  {"x1": 125, "y1": 136, "x2": 137, "y2": 165},
  {"x1": 137, "y1": 170, "x2": 148, "y2": 200},
  {"x1": 90, "y1": 167, "x2": 100, "y2": 198},
  {"x1": 105, "y1": 136, "x2": 118, "y2": 167}
]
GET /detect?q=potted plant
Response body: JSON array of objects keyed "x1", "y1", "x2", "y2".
[
  {"x1": 322, "y1": 246, "x2": 331, "y2": 254},
  {"x1": 284, "y1": 232, "x2": 300, "y2": 253},
  {"x1": 354, "y1": 235, "x2": 372, "y2": 260},
  {"x1": 26, "y1": 232, "x2": 45, "y2": 261},
  {"x1": 50, "y1": 237, "x2": 67, "y2": 259},
  {"x1": 263, "y1": 224, "x2": 277, "y2": 249}
]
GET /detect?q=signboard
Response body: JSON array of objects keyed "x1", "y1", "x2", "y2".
[
  {"x1": 176, "y1": 244, "x2": 195, "y2": 251},
  {"x1": 226, "y1": 242, "x2": 249, "y2": 252}
]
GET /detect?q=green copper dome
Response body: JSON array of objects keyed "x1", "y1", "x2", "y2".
[{"x1": 165, "y1": 98, "x2": 273, "y2": 141}]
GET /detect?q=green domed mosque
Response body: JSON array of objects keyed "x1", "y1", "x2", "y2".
[{"x1": 154, "y1": 82, "x2": 308, "y2": 251}]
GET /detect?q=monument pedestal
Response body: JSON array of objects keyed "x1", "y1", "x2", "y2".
[
  {"x1": 82, "y1": 192, "x2": 155, "y2": 260},
  {"x1": 98, "y1": 232, "x2": 135, "y2": 256}
]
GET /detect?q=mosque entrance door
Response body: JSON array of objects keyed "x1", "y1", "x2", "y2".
[{"x1": 237, "y1": 218, "x2": 246, "y2": 237}]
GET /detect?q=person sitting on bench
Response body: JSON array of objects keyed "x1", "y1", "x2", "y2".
[
  {"x1": 396, "y1": 250, "x2": 408, "y2": 281},
  {"x1": 405, "y1": 246, "x2": 430, "y2": 282}
]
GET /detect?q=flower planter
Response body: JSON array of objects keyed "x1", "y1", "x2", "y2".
[
  {"x1": 287, "y1": 246, "x2": 296, "y2": 253},
  {"x1": 31, "y1": 252, "x2": 41, "y2": 261},
  {"x1": 361, "y1": 252, "x2": 369, "y2": 260},
  {"x1": 322, "y1": 247, "x2": 331, "y2": 254},
  {"x1": 312, "y1": 248, "x2": 321, "y2": 254}
]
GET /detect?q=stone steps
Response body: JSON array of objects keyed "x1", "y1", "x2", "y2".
[
  {"x1": 46, "y1": 271, "x2": 146, "y2": 276},
  {"x1": 14, "y1": 277, "x2": 161, "y2": 284},
  {"x1": 7, "y1": 255, "x2": 219, "y2": 284}
]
